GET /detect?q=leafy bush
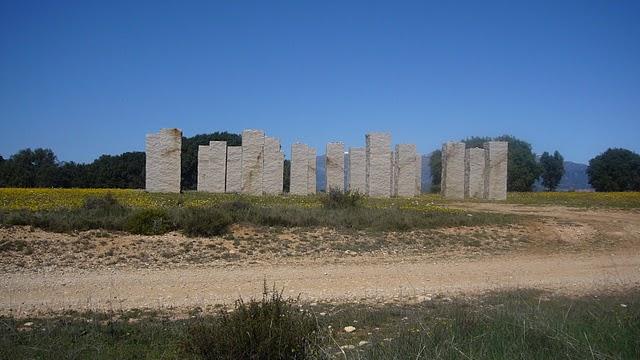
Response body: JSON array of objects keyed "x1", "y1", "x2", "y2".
[
  {"x1": 177, "y1": 207, "x2": 233, "y2": 237},
  {"x1": 83, "y1": 193, "x2": 122, "y2": 211},
  {"x1": 182, "y1": 284, "x2": 319, "y2": 359},
  {"x1": 125, "y1": 209, "x2": 174, "y2": 235},
  {"x1": 320, "y1": 189, "x2": 362, "y2": 209}
]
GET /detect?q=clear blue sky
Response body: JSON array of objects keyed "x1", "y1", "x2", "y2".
[{"x1": 1, "y1": 0, "x2": 638, "y2": 164}]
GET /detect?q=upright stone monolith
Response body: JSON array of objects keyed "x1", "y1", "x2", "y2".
[
  {"x1": 484, "y1": 141, "x2": 508, "y2": 200},
  {"x1": 366, "y1": 132, "x2": 392, "y2": 197},
  {"x1": 415, "y1": 153, "x2": 422, "y2": 195},
  {"x1": 145, "y1": 128, "x2": 182, "y2": 193},
  {"x1": 441, "y1": 142, "x2": 465, "y2": 199},
  {"x1": 348, "y1": 147, "x2": 366, "y2": 193},
  {"x1": 208, "y1": 141, "x2": 227, "y2": 193},
  {"x1": 290, "y1": 143, "x2": 308, "y2": 195},
  {"x1": 465, "y1": 147, "x2": 485, "y2": 199},
  {"x1": 241, "y1": 129, "x2": 265, "y2": 195},
  {"x1": 197, "y1": 145, "x2": 210, "y2": 192},
  {"x1": 225, "y1": 146, "x2": 242, "y2": 193},
  {"x1": 307, "y1": 146, "x2": 317, "y2": 194},
  {"x1": 395, "y1": 144, "x2": 418, "y2": 197},
  {"x1": 263, "y1": 136, "x2": 284, "y2": 195},
  {"x1": 325, "y1": 142, "x2": 345, "y2": 192}
]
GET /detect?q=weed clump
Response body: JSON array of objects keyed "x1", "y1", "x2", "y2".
[
  {"x1": 125, "y1": 209, "x2": 173, "y2": 235},
  {"x1": 82, "y1": 193, "x2": 122, "y2": 211},
  {"x1": 182, "y1": 285, "x2": 319, "y2": 359},
  {"x1": 320, "y1": 189, "x2": 363, "y2": 209},
  {"x1": 178, "y1": 207, "x2": 233, "y2": 237}
]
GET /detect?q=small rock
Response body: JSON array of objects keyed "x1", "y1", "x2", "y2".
[
  {"x1": 621, "y1": 304, "x2": 628, "y2": 308},
  {"x1": 23, "y1": 322, "x2": 33, "y2": 327},
  {"x1": 358, "y1": 340, "x2": 369, "y2": 346},
  {"x1": 319, "y1": 312, "x2": 326, "y2": 316},
  {"x1": 340, "y1": 345, "x2": 355, "y2": 350},
  {"x1": 344, "y1": 326, "x2": 356, "y2": 333}
]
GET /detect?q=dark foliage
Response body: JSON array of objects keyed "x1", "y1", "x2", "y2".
[
  {"x1": 177, "y1": 207, "x2": 233, "y2": 237},
  {"x1": 320, "y1": 189, "x2": 362, "y2": 209},
  {"x1": 540, "y1": 150, "x2": 565, "y2": 191},
  {"x1": 125, "y1": 209, "x2": 174, "y2": 235},
  {"x1": 587, "y1": 148, "x2": 640, "y2": 191}
]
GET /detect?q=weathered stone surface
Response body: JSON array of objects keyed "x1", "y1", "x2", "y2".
[
  {"x1": 325, "y1": 142, "x2": 345, "y2": 192},
  {"x1": 390, "y1": 151, "x2": 396, "y2": 196},
  {"x1": 366, "y1": 132, "x2": 392, "y2": 197},
  {"x1": 415, "y1": 153, "x2": 422, "y2": 194},
  {"x1": 441, "y1": 142, "x2": 465, "y2": 199},
  {"x1": 307, "y1": 147, "x2": 317, "y2": 194},
  {"x1": 465, "y1": 147, "x2": 485, "y2": 199},
  {"x1": 208, "y1": 141, "x2": 227, "y2": 193},
  {"x1": 290, "y1": 143, "x2": 308, "y2": 195},
  {"x1": 145, "y1": 128, "x2": 182, "y2": 193},
  {"x1": 241, "y1": 129, "x2": 265, "y2": 195},
  {"x1": 348, "y1": 147, "x2": 366, "y2": 193},
  {"x1": 263, "y1": 136, "x2": 284, "y2": 195},
  {"x1": 484, "y1": 141, "x2": 508, "y2": 200},
  {"x1": 395, "y1": 144, "x2": 418, "y2": 197},
  {"x1": 197, "y1": 145, "x2": 210, "y2": 192},
  {"x1": 225, "y1": 146, "x2": 242, "y2": 193}
]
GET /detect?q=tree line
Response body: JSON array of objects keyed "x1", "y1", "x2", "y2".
[{"x1": 0, "y1": 133, "x2": 638, "y2": 192}]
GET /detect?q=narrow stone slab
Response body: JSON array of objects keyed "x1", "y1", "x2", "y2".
[
  {"x1": 465, "y1": 147, "x2": 485, "y2": 199},
  {"x1": 225, "y1": 146, "x2": 242, "y2": 193},
  {"x1": 325, "y1": 142, "x2": 345, "y2": 192},
  {"x1": 241, "y1": 129, "x2": 265, "y2": 195},
  {"x1": 395, "y1": 144, "x2": 418, "y2": 197},
  {"x1": 197, "y1": 145, "x2": 210, "y2": 192},
  {"x1": 208, "y1": 141, "x2": 227, "y2": 193},
  {"x1": 365, "y1": 132, "x2": 392, "y2": 197},
  {"x1": 290, "y1": 143, "x2": 308, "y2": 195},
  {"x1": 441, "y1": 142, "x2": 465, "y2": 199},
  {"x1": 484, "y1": 141, "x2": 508, "y2": 200},
  {"x1": 263, "y1": 136, "x2": 284, "y2": 195},
  {"x1": 415, "y1": 153, "x2": 422, "y2": 195},
  {"x1": 145, "y1": 128, "x2": 182, "y2": 193},
  {"x1": 348, "y1": 147, "x2": 366, "y2": 193},
  {"x1": 307, "y1": 146, "x2": 317, "y2": 194}
]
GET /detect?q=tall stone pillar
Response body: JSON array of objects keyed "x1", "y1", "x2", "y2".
[
  {"x1": 307, "y1": 147, "x2": 317, "y2": 195},
  {"x1": 415, "y1": 153, "x2": 422, "y2": 195},
  {"x1": 395, "y1": 144, "x2": 418, "y2": 197},
  {"x1": 484, "y1": 141, "x2": 508, "y2": 200},
  {"x1": 365, "y1": 132, "x2": 392, "y2": 197},
  {"x1": 225, "y1": 146, "x2": 242, "y2": 193},
  {"x1": 348, "y1": 147, "x2": 366, "y2": 193},
  {"x1": 263, "y1": 136, "x2": 284, "y2": 195},
  {"x1": 441, "y1": 142, "x2": 465, "y2": 199},
  {"x1": 290, "y1": 143, "x2": 308, "y2": 195},
  {"x1": 197, "y1": 145, "x2": 210, "y2": 192},
  {"x1": 325, "y1": 142, "x2": 345, "y2": 192},
  {"x1": 241, "y1": 129, "x2": 265, "y2": 195},
  {"x1": 208, "y1": 141, "x2": 227, "y2": 193},
  {"x1": 465, "y1": 147, "x2": 485, "y2": 199},
  {"x1": 145, "y1": 128, "x2": 182, "y2": 193}
]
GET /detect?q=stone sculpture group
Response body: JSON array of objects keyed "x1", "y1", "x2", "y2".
[
  {"x1": 441, "y1": 141, "x2": 508, "y2": 200},
  {"x1": 145, "y1": 128, "x2": 507, "y2": 200}
]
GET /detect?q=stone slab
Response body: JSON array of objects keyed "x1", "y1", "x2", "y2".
[
  {"x1": 365, "y1": 132, "x2": 392, "y2": 197},
  {"x1": 348, "y1": 147, "x2": 366, "y2": 193},
  {"x1": 290, "y1": 143, "x2": 308, "y2": 195},
  {"x1": 441, "y1": 142, "x2": 465, "y2": 199},
  {"x1": 325, "y1": 142, "x2": 345, "y2": 192},
  {"x1": 465, "y1": 147, "x2": 485, "y2": 199},
  {"x1": 484, "y1": 141, "x2": 508, "y2": 200},
  {"x1": 415, "y1": 152, "x2": 422, "y2": 195},
  {"x1": 225, "y1": 146, "x2": 242, "y2": 193},
  {"x1": 241, "y1": 129, "x2": 265, "y2": 195},
  {"x1": 208, "y1": 141, "x2": 227, "y2": 193},
  {"x1": 145, "y1": 128, "x2": 182, "y2": 193},
  {"x1": 197, "y1": 145, "x2": 210, "y2": 192},
  {"x1": 263, "y1": 136, "x2": 284, "y2": 195},
  {"x1": 395, "y1": 144, "x2": 418, "y2": 197},
  {"x1": 307, "y1": 147, "x2": 317, "y2": 194}
]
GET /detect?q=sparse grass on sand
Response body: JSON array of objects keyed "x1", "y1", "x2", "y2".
[{"x1": 1, "y1": 288, "x2": 638, "y2": 359}]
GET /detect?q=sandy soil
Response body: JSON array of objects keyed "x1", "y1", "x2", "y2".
[{"x1": 1, "y1": 203, "x2": 639, "y2": 316}]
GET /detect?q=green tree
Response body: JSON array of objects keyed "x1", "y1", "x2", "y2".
[
  {"x1": 539, "y1": 151, "x2": 565, "y2": 191},
  {"x1": 429, "y1": 149, "x2": 442, "y2": 193},
  {"x1": 181, "y1": 132, "x2": 241, "y2": 190},
  {"x1": 0, "y1": 148, "x2": 59, "y2": 187},
  {"x1": 587, "y1": 148, "x2": 640, "y2": 192}
]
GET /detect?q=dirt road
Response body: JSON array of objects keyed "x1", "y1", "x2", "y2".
[{"x1": 1, "y1": 203, "x2": 639, "y2": 316}]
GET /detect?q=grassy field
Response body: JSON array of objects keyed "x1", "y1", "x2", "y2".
[
  {"x1": 1, "y1": 188, "x2": 639, "y2": 211},
  {"x1": 1, "y1": 288, "x2": 638, "y2": 359}
]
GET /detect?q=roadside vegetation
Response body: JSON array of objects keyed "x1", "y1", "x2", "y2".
[
  {"x1": 2, "y1": 287, "x2": 638, "y2": 359},
  {"x1": 0, "y1": 192, "x2": 517, "y2": 236}
]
